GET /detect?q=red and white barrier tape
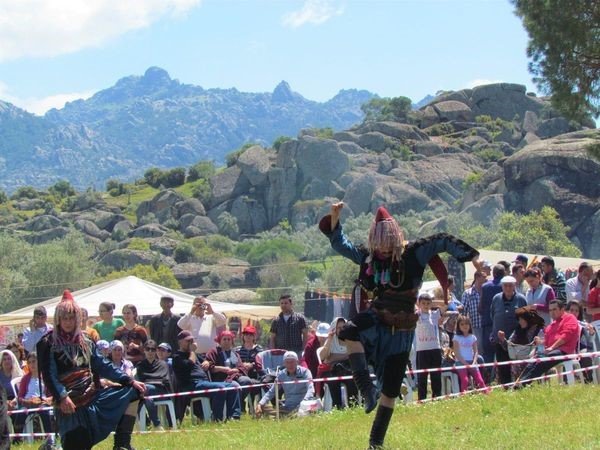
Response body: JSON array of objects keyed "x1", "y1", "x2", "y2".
[
  {"x1": 8, "y1": 351, "x2": 600, "y2": 416},
  {"x1": 8, "y1": 362, "x2": 599, "y2": 439}
]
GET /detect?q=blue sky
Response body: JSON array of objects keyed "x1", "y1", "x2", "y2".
[{"x1": 0, "y1": 0, "x2": 535, "y2": 115}]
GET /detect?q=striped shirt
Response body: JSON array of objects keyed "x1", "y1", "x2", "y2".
[{"x1": 462, "y1": 286, "x2": 483, "y2": 329}]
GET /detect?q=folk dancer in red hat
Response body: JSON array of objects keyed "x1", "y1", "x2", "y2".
[
  {"x1": 36, "y1": 290, "x2": 146, "y2": 450},
  {"x1": 319, "y1": 202, "x2": 483, "y2": 449}
]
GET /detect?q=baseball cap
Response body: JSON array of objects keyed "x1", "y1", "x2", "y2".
[
  {"x1": 315, "y1": 322, "x2": 330, "y2": 338},
  {"x1": 482, "y1": 260, "x2": 492, "y2": 269},
  {"x1": 283, "y1": 351, "x2": 298, "y2": 361},
  {"x1": 158, "y1": 342, "x2": 172, "y2": 352},
  {"x1": 512, "y1": 254, "x2": 528, "y2": 265},
  {"x1": 177, "y1": 330, "x2": 194, "y2": 341}
]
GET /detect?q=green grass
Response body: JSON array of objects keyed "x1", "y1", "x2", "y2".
[{"x1": 17, "y1": 384, "x2": 600, "y2": 449}]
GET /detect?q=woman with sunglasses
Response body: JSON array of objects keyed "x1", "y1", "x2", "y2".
[
  {"x1": 93, "y1": 302, "x2": 125, "y2": 341},
  {"x1": 135, "y1": 340, "x2": 172, "y2": 430}
]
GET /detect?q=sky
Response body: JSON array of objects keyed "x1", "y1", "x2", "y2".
[{"x1": 0, "y1": 0, "x2": 535, "y2": 115}]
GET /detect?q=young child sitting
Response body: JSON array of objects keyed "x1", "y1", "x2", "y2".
[{"x1": 453, "y1": 315, "x2": 489, "y2": 393}]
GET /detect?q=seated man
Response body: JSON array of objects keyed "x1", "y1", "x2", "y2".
[
  {"x1": 172, "y1": 331, "x2": 241, "y2": 422},
  {"x1": 135, "y1": 340, "x2": 172, "y2": 430},
  {"x1": 255, "y1": 351, "x2": 314, "y2": 417},
  {"x1": 516, "y1": 300, "x2": 580, "y2": 385}
]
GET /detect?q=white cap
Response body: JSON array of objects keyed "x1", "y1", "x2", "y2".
[
  {"x1": 501, "y1": 276, "x2": 517, "y2": 284},
  {"x1": 283, "y1": 351, "x2": 298, "y2": 361},
  {"x1": 315, "y1": 322, "x2": 330, "y2": 337}
]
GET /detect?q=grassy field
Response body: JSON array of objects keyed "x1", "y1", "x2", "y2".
[{"x1": 17, "y1": 384, "x2": 600, "y2": 449}]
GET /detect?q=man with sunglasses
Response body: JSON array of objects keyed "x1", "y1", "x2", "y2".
[
  {"x1": 135, "y1": 340, "x2": 172, "y2": 430},
  {"x1": 23, "y1": 306, "x2": 53, "y2": 354}
]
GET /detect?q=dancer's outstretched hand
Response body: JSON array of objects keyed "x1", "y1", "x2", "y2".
[
  {"x1": 330, "y1": 202, "x2": 344, "y2": 230},
  {"x1": 132, "y1": 380, "x2": 146, "y2": 395}
]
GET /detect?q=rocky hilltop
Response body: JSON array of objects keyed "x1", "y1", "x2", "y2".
[
  {"x1": 2, "y1": 82, "x2": 598, "y2": 283},
  {"x1": 0, "y1": 67, "x2": 375, "y2": 192}
]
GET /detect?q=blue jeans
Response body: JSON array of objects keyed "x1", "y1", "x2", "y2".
[
  {"x1": 143, "y1": 384, "x2": 169, "y2": 427},
  {"x1": 193, "y1": 380, "x2": 241, "y2": 421}
]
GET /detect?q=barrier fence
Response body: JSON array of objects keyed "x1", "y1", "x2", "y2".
[{"x1": 7, "y1": 350, "x2": 600, "y2": 439}]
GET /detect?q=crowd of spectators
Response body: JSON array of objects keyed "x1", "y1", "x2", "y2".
[{"x1": 1, "y1": 256, "x2": 599, "y2": 444}]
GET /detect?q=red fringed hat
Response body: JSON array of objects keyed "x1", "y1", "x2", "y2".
[
  {"x1": 215, "y1": 330, "x2": 236, "y2": 343},
  {"x1": 375, "y1": 206, "x2": 393, "y2": 222},
  {"x1": 62, "y1": 290, "x2": 74, "y2": 301}
]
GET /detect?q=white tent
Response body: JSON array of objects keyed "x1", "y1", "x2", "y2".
[{"x1": 0, "y1": 276, "x2": 280, "y2": 326}]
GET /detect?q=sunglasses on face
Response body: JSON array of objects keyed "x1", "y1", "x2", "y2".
[{"x1": 145, "y1": 347, "x2": 157, "y2": 352}]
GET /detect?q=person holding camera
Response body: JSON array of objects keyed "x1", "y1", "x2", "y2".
[{"x1": 177, "y1": 296, "x2": 226, "y2": 355}]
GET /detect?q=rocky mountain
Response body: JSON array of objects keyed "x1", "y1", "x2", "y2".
[
  {"x1": 0, "y1": 67, "x2": 375, "y2": 193},
  {"x1": 2, "y1": 81, "x2": 598, "y2": 288}
]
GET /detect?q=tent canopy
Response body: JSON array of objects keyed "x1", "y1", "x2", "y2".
[{"x1": 0, "y1": 276, "x2": 280, "y2": 326}]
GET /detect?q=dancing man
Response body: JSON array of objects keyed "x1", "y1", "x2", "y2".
[
  {"x1": 320, "y1": 202, "x2": 482, "y2": 449},
  {"x1": 37, "y1": 290, "x2": 146, "y2": 450}
]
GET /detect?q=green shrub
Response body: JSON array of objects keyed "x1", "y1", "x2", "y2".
[
  {"x1": 49, "y1": 180, "x2": 76, "y2": 199},
  {"x1": 144, "y1": 168, "x2": 163, "y2": 188},
  {"x1": 273, "y1": 136, "x2": 292, "y2": 150},
  {"x1": 226, "y1": 143, "x2": 256, "y2": 167},
  {"x1": 426, "y1": 123, "x2": 455, "y2": 136},
  {"x1": 474, "y1": 147, "x2": 504, "y2": 162},
  {"x1": 187, "y1": 161, "x2": 216, "y2": 182},
  {"x1": 191, "y1": 179, "x2": 212, "y2": 206},
  {"x1": 462, "y1": 172, "x2": 483, "y2": 190},
  {"x1": 174, "y1": 242, "x2": 196, "y2": 263},
  {"x1": 160, "y1": 168, "x2": 186, "y2": 188},
  {"x1": 0, "y1": 191, "x2": 7, "y2": 204},
  {"x1": 11, "y1": 186, "x2": 39, "y2": 200},
  {"x1": 127, "y1": 238, "x2": 150, "y2": 251}
]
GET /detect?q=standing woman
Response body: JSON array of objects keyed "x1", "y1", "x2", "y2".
[
  {"x1": 524, "y1": 268, "x2": 555, "y2": 326},
  {"x1": 92, "y1": 302, "x2": 125, "y2": 342},
  {"x1": 114, "y1": 305, "x2": 148, "y2": 366},
  {"x1": 37, "y1": 290, "x2": 145, "y2": 450}
]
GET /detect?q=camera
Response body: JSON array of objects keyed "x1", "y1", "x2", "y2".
[{"x1": 199, "y1": 303, "x2": 208, "y2": 311}]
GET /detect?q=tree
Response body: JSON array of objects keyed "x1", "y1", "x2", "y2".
[
  {"x1": 187, "y1": 161, "x2": 216, "y2": 182},
  {"x1": 144, "y1": 167, "x2": 163, "y2": 188},
  {"x1": 160, "y1": 168, "x2": 186, "y2": 188},
  {"x1": 361, "y1": 96, "x2": 412, "y2": 122},
  {"x1": 11, "y1": 186, "x2": 38, "y2": 200},
  {"x1": 98, "y1": 264, "x2": 181, "y2": 289},
  {"x1": 49, "y1": 180, "x2": 76, "y2": 199},
  {"x1": 512, "y1": 0, "x2": 600, "y2": 120},
  {"x1": 0, "y1": 190, "x2": 7, "y2": 204}
]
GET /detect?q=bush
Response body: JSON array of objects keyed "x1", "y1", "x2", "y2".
[
  {"x1": 474, "y1": 147, "x2": 504, "y2": 162},
  {"x1": 106, "y1": 179, "x2": 127, "y2": 197},
  {"x1": 160, "y1": 168, "x2": 186, "y2": 188},
  {"x1": 174, "y1": 242, "x2": 196, "y2": 263},
  {"x1": 49, "y1": 180, "x2": 76, "y2": 199},
  {"x1": 243, "y1": 238, "x2": 304, "y2": 266},
  {"x1": 217, "y1": 212, "x2": 239, "y2": 239},
  {"x1": 98, "y1": 264, "x2": 181, "y2": 289},
  {"x1": 0, "y1": 190, "x2": 7, "y2": 204},
  {"x1": 426, "y1": 123, "x2": 455, "y2": 136},
  {"x1": 226, "y1": 143, "x2": 256, "y2": 167},
  {"x1": 127, "y1": 238, "x2": 150, "y2": 251},
  {"x1": 273, "y1": 136, "x2": 292, "y2": 150},
  {"x1": 11, "y1": 186, "x2": 39, "y2": 200},
  {"x1": 138, "y1": 213, "x2": 157, "y2": 226},
  {"x1": 191, "y1": 179, "x2": 212, "y2": 206},
  {"x1": 144, "y1": 168, "x2": 163, "y2": 188},
  {"x1": 462, "y1": 172, "x2": 483, "y2": 190},
  {"x1": 187, "y1": 161, "x2": 216, "y2": 182},
  {"x1": 312, "y1": 127, "x2": 334, "y2": 139}
]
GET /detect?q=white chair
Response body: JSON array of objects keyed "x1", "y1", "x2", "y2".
[
  {"x1": 552, "y1": 325, "x2": 585, "y2": 385},
  {"x1": 441, "y1": 370, "x2": 460, "y2": 395},
  {"x1": 138, "y1": 399, "x2": 177, "y2": 431},
  {"x1": 189, "y1": 396, "x2": 212, "y2": 424},
  {"x1": 11, "y1": 376, "x2": 46, "y2": 444}
]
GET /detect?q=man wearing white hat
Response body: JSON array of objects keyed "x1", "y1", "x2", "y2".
[
  {"x1": 491, "y1": 276, "x2": 527, "y2": 385},
  {"x1": 255, "y1": 351, "x2": 314, "y2": 417}
]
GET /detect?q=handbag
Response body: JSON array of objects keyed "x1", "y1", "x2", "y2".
[{"x1": 507, "y1": 342, "x2": 534, "y2": 360}]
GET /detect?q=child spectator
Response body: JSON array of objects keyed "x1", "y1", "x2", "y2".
[
  {"x1": 453, "y1": 316, "x2": 488, "y2": 393},
  {"x1": 415, "y1": 293, "x2": 443, "y2": 400}
]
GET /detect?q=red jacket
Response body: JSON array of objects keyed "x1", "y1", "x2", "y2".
[{"x1": 544, "y1": 312, "x2": 580, "y2": 355}]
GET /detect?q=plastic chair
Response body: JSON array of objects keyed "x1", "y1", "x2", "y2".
[
  {"x1": 190, "y1": 396, "x2": 213, "y2": 424},
  {"x1": 11, "y1": 377, "x2": 46, "y2": 444},
  {"x1": 441, "y1": 370, "x2": 460, "y2": 395},
  {"x1": 551, "y1": 325, "x2": 585, "y2": 385},
  {"x1": 138, "y1": 399, "x2": 177, "y2": 431}
]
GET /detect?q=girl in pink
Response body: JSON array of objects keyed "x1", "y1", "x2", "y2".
[{"x1": 453, "y1": 315, "x2": 488, "y2": 393}]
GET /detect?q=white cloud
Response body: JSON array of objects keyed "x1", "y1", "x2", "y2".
[
  {"x1": 0, "y1": 0, "x2": 201, "y2": 62},
  {"x1": 282, "y1": 0, "x2": 344, "y2": 29},
  {"x1": 464, "y1": 79, "x2": 503, "y2": 89},
  {"x1": 0, "y1": 81, "x2": 94, "y2": 115}
]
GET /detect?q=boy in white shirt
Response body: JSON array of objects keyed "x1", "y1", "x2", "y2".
[{"x1": 415, "y1": 293, "x2": 444, "y2": 400}]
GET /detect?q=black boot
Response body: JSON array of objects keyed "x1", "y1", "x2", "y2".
[
  {"x1": 349, "y1": 353, "x2": 378, "y2": 414},
  {"x1": 113, "y1": 414, "x2": 137, "y2": 450},
  {"x1": 368, "y1": 405, "x2": 394, "y2": 449}
]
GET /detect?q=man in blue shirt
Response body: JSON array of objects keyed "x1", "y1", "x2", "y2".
[
  {"x1": 491, "y1": 276, "x2": 527, "y2": 385},
  {"x1": 479, "y1": 264, "x2": 505, "y2": 363},
  {"x1": 256, "y1": 351, "x2": 314, "y2": 417}
]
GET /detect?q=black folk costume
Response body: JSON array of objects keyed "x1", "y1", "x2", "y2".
[
  {"x1": 37, "y1": 290, "x2": 140, "y2": 450},
  {"x1": 319, "y1": 207, "x2": 479, "y2": 448}
]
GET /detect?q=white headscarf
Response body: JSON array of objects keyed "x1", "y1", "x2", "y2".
[
  {"x1": 0, "y1": 350, "x2": 24, "y2": 379},
  {"x1": 328, "y1": 317, "x2": 347, "y2": 355}
]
